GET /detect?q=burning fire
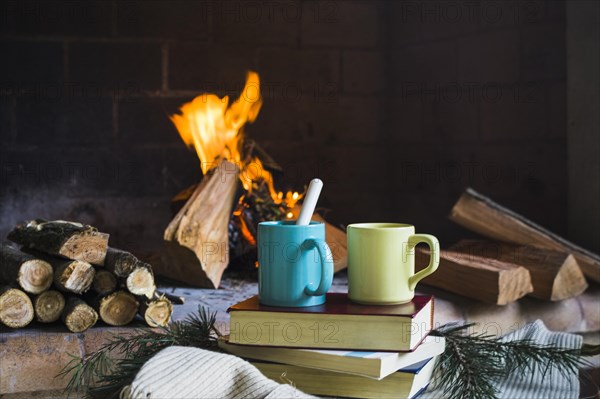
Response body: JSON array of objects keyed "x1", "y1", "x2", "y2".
[{"x1": 170, "y1": 72, "x2": 302, "y2": 250}]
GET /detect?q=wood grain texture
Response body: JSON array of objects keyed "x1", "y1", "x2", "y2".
[
  {"x1": 0, "y1": 286, "x2": 34, "y2": 328},
  {"x1": 61, "y1": 297, "x2": 98, "y2": 333},
  {"x1": 126, "y1": 266, "x2": 155, "y2": 298},
  {"x1": 33, "y1": 290, "x2": 65, "y2": 323},
  {"x1": 96, "y1": 291, "x2": 139, "y2": 327},
  {"x1": 53, "y1": 259, "x2": 95, "y2": 294},
  {"x1": 92, "y1": 269, "x2": 118, "y2": 296},
  {"x1": 416, "y1": 248, "x2": 533, "y2": 305},
  {"x1": 162, "y1": 160, "x2": 239, "y2": 288},
  {"x1": 8, "y1": 220, "x2": 109, "y2": 266},
  {"x1": 0, "y1": 244, "x2": 53, "y2": 294},
  {"x1": 449, "y1": 188, "x2": 600, "y2": 282},
  {"x1": 140, "y1": 296, "x2": 173, "y2": 327},
  {"x1": 450, "y1": 240, "x2": 588, "y2": 301}
]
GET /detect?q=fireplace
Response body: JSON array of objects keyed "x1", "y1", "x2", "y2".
[{"x1": 1, "y1": 0, "x2": 581, "y2": 260}]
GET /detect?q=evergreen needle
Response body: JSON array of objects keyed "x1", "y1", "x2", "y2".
[{"x1": 58, "y1": 310, "x2": 598, "y2": 399}]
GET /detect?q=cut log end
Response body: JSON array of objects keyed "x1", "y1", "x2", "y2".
[
  {"x1": 126, "y1": 267, "x2": 156, "y2": 298},
  {"x1": 55, "y1": 260, "x2": 95, "y2": 294},
  {"x1": 60, "y1": 232, "x2": 109, "y2": 266},
  {"x1": 34, "y1": 290, "x2": 66, "y2": 323},
  {"x1": 141, "y1": 297, "x2": 173, "y2": 327},
  {"x1": 498, "y1": 268, "x2": 534, "y2": 306},
  {"x1": 62, "y1": 297, "x2": 98, "y2": 333},
  {"x1": 104, "y1": 247, "x2": 139, "y2": 277},
  {"x1": 92, "y1": 269, "x2": 118, "y2": 295},
  {"x1": 0, "y1": 287, "x2": 34, "y2": 328},
  {"x1": 551, "y1": 255, "x2": 589, "y2": 301},
  {"x1": 18, "y1": 259, "x2": 53, "y2": 294},
  {"x1": 98, "y1": 291, "x2": 139, "y2": 326}
]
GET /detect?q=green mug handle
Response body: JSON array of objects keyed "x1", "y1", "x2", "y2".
[
  {"x1": 407, "y1": 234, "x2": 440, "y2": 291},
  {"x1": 303, "y1": 238, "x2": 334, "y2": 296}
]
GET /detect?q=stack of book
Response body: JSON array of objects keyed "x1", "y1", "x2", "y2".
[{"x1": 220, "y1": 293, "x2": 444, "y2": 399}]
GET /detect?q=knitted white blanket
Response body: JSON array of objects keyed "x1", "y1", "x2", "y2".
[
  {"x1": 120, "y1": 345, "x2": 315, "y2": 399},
  {"x1": 121, "y1": 320, "x2": 583, "y2": 399}
]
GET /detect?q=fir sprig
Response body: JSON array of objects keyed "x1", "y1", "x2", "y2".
[
  {"x1": 59, "y1": 309, "x2": 599, "y2": 399},
  {"x1": 430, "y1": 323, "x2": 599, "y2": 399},
  {"x1": 58, "y1": 306, "x2": 222, "y2": 399}
]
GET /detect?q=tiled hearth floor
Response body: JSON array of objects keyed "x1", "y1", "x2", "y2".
[{"x1": 2, "y1": 272, "x2": 599, "y2": 397}]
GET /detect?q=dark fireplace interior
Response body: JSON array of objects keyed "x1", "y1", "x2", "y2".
[{"x1": 0, "y1": 0, "x2": 579, "y2": 255}]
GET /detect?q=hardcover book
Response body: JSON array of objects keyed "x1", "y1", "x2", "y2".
[
  {"x1": 219, "y1": 334, "x2": 445, "y2": 380},
  {"x1": 251, "y1": 356, "x2": 437, "y2": 399},
  {"x1": 227, "y1": 293, "x2": 434, "y2": 351}
]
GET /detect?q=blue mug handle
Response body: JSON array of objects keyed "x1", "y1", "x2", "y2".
[{"x1": 303, "y1": 238, "x2": 334, "y2": 296}]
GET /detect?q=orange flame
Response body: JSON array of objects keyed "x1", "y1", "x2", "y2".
[
  {"x1": 170, "y1": 71, "x2": 304, "y2": 210},
  {"x1": 170, "y1": 71, "x2": 262, "y2": 175},
  {"x1": 170, "y1": 71, "x2": 305, "y2": 252}
]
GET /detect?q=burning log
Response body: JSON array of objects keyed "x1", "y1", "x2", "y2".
[
  {"x1": 92, "y1": 269, "x2": 118, "y2": 295},
  {"x1": 95, "y1": 291, "x2": 139, "y2": 326},
  {"x1": 162, "y1": 161, "x2": 240, "y2": 288},
  {"x1": 0, "y1": 244, "x2": 53, "y2": 294},
  {"x1": 139, "y1": 295, "x2": 173, "y2": 327},
  {"x1": 450, "y1": 240, "x2": 588, "y2": 301},
  {"x1": 52, "y1": 259, "x2": 95, "y2": 294},
  {"x1": 8, "y1": 220, "x2": 109, "y2": 266},
  {"x1": 62, "y1": 297, "x2": 98, "y2": 333},
  {"x1": 33, "y1": 290, "x2": 66, "y2": 323},
  {"x1": 0, "y1": 286, "x2": 34, "y2": 328},
  {"x1": 450, "y1": 188, "x2": 600, "y2": 283},
  {"x1": 416, "y1": 248, "x2": 533, "y2": 305}
]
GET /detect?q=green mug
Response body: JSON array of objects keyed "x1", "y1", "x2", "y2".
[{"x1": 347, "y1": 223, "x2": 440, "y2": 305}]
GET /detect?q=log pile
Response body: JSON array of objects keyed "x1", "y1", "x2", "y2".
[
  {"x1": 416, "y1": 188, "x2": 597, "y2": 305},
  {"x1": 0, "y1": 220, "x2": 178, "y2": 332}
]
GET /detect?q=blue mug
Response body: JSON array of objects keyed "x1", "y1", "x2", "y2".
[{"x1": 258, "y1": 220, "x2": 333, "y2": 307}]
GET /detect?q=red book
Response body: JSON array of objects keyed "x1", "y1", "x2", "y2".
[{"x1": 227, "y1": 293, "x2": 434, "y2": 351}]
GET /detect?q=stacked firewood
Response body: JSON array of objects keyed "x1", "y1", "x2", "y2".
[
  {"x1": 0, "y1": 220, "x2": 179, "y2": 332},
  {"x1": 416, "y1": 188, "x2": 598, "y2": 305}
]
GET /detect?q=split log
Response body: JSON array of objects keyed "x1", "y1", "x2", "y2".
[
  {"x1": 0, "y1": 286, "x2": 34, "y2": 328},
  {"x1": 8, "y1": 219, "x2": 109, "y2": 266},
  {"x1": 92, "y1": 269, "x2": 118, "y2": 295},
  {"x1": 416, "y1": 248, "x2": 533, "y2": 305},
  {"x1": 53, "y1": 259, "x2": 95, "y2": 294},
  {"x1": 95, "y1": 291, "x2": 139, "y2": 326},
  {"x1": 33, "y1": 290, "x2": 66, "y2": 323},
  {"x1": 62, "y1": 297, "x2": 98, "y2": 333},
  {"x1": 0, "y1": 244, "x2": 53, "y2": 294},
  {"x1": 450, "y1": 240, "x2": 588, "y2": 301},
  {"x1": 162, "y1": 160, "x2": 239, "y2": 288},
  {"x1": 139, "y1": 295, "x2": 173, "y2": 327},
  {"x1": 449, "y1": 188, "x2": 600, "y2": 282}
]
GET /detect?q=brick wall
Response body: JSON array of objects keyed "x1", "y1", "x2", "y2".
[
  {"x1": 386, "y1": 0, "x2": 567, "y2": 241},
  {"x1": 0, "y1": 0, "x2": 566, "y2": 252}
]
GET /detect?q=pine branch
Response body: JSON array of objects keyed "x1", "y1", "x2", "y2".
[
  {"x1": 58, "y1": 306, "x2": 222, "y2": 399},
  {"x1": 59, "y1": 310, "x2": 598, "y2": 399},
  {"x1": 430, "y1": 323, "x2": 595, "y2": 399}
]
